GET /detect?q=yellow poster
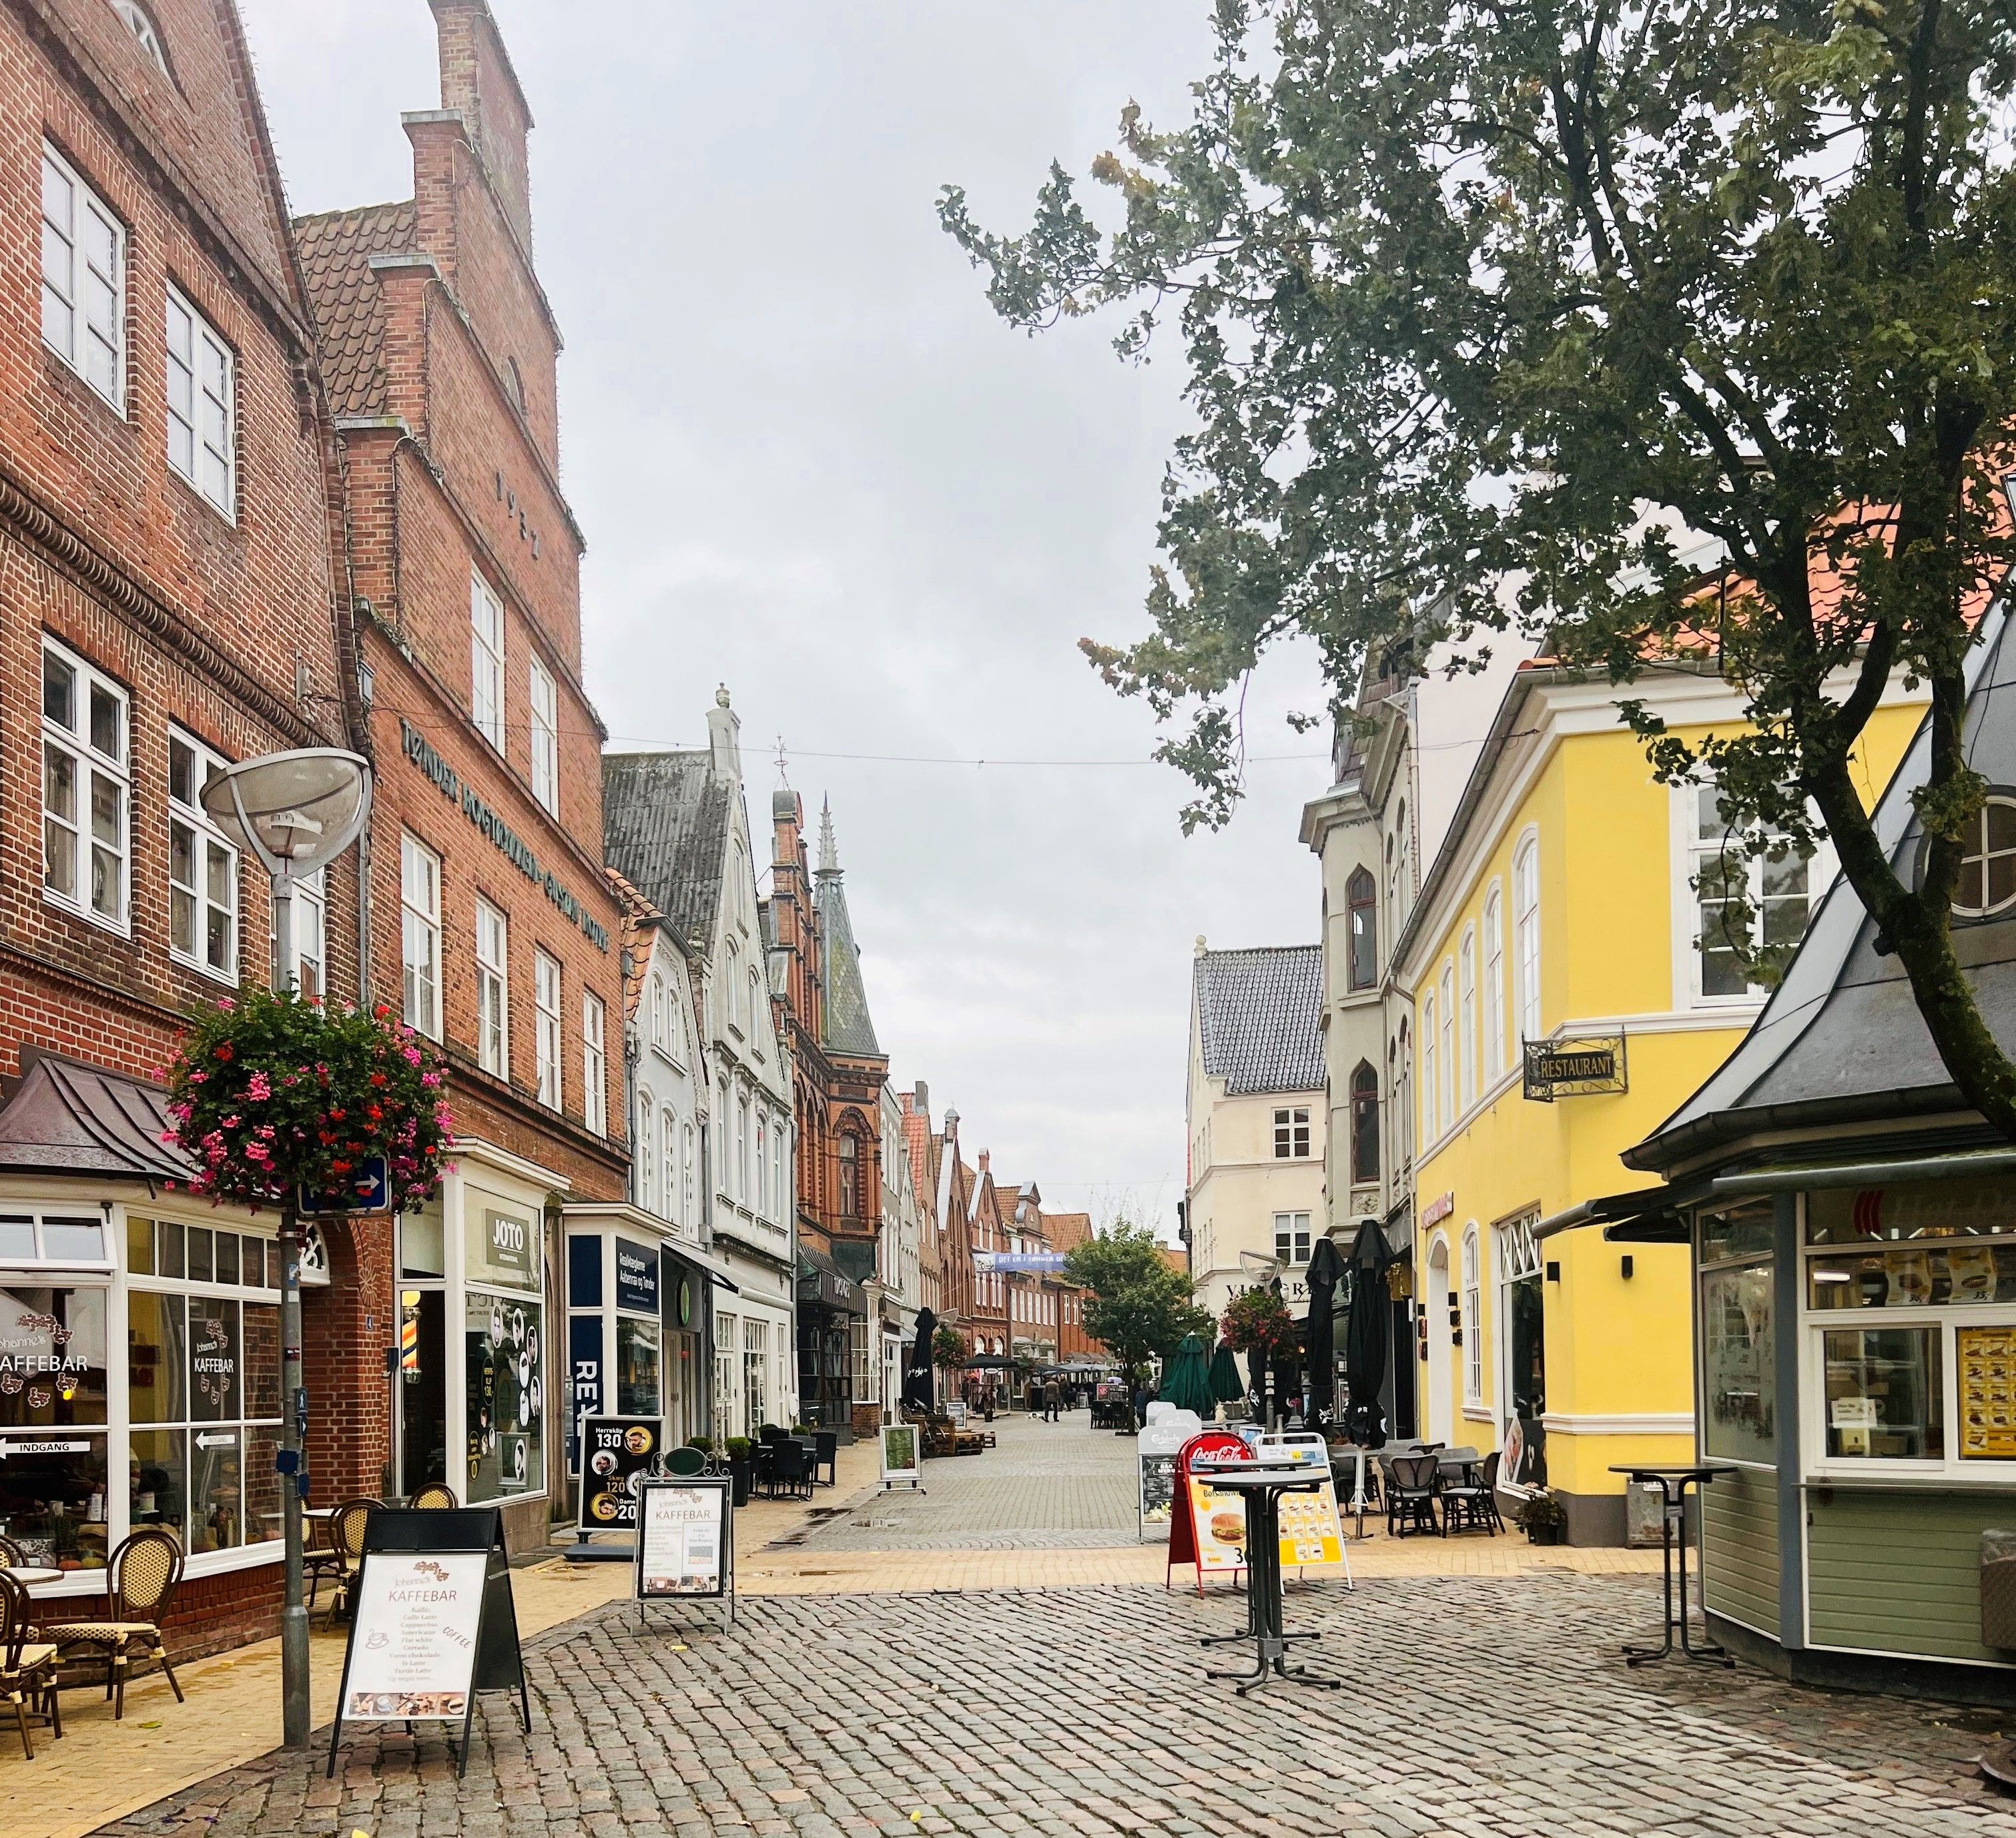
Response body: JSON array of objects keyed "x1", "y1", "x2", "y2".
[
  {"x1": 1187, "y1": 1474, "x2": 1250, "y2": 1573},
  {"x1": 1961, "y1": 1325, "x2": 2016, "y2": 1460},
  {"x1": 1277, "y1": 1471, "x2": 1347, "y2": 1574}
]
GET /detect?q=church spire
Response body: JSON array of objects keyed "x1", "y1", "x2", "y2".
[{"x1": 817, "y1": 796, "x2": 839, "y2": 876}]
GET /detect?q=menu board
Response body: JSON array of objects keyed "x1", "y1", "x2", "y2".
[
  {"x1": 635, "y1": 1478, "x2": 731, "y2": 1598},
  {"x1": 1961, "y1": 1326, "x2": 2016, "y2": 1460},
  {"x1": 880, "y1": 1422, "x2": 920, "y2": 1489},
  {"x1": 1138, "y1": 1453, "x2": 1177, "y2": 1529},
  {"x1": 1187, "y1": 1467, "x2": 1250, "y2": 1573},
  {"x1": 1277, "y1": 1471, "x2": 1347, "y2": 1574},
  {"x1": 577, "y1": 1416, "x2": 661, "y2": 1530},
  {"x1": 342, "y1": 1550, "x2": 487, "y2": 1721}
]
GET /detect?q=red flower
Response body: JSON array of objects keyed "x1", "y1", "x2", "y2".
[
  {"x1": 331, "y1": 1160, "x2": 352, "y2": 1174},
  {"x1": 214, "y1": 1042, "x2": 234, "y2": 1062},
  {"x1": 369, "y1": 1073, "x2": 388, "y2": 1087}
]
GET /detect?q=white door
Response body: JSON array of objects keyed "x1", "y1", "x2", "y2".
[{"x1": 1426, "y1": 1237, "x2": 1454, "y2": 1446}]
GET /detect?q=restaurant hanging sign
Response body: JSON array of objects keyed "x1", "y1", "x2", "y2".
[
  {"x1": 1523, "y1": 1034, "x2": 1628, "y2": 1102},
  {"x1": 398, "y1": 718, "x2": 610, "y2": 952}
]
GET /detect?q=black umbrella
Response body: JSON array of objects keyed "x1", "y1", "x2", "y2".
[
  {"x1": 1343, "y1": 1221, "x2": 1397, "y2": 1446},
  {"x1": 902, "y1": 1307, "x2": 937, "y2": 1412},
  {"x1": 1268, "y1": 1276, "x2": 1303, "y2": 1422},
  {"x1": 1303, "y1": 1236, "x2": 1345, "y2": 1428}
]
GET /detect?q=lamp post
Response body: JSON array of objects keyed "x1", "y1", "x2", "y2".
[{"x1": 202, "y1": 748, "x2": 370, "y2": 1751}]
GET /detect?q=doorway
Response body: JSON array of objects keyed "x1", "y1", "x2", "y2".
[{"x1": 1425, "y1": 1235, "x2": 1453, "y2": 1445}]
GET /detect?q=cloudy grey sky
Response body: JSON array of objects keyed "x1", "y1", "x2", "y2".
[{"x1": 238, "y1": 1, "x2": 1335, "y2": 1239}]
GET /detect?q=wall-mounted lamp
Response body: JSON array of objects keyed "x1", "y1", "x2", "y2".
[
  {"x1": 1545, "y1": 1260, "x2": 1560, "y2": 1282},
  {"x1": 1621, "y1": 1255, "x2": 1635, "y2": 1280}
]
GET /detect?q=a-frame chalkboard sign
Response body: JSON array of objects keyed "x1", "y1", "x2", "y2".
[{"x1": 326, "y1": 1506, "x2": 530, "y2": 1779}]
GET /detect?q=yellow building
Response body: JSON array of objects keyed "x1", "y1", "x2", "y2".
[{"x1": 1393, "y1": 658, "x2": 1922, "y2": 1543}]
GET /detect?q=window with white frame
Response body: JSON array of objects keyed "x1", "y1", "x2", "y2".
[
  {"x1": 649, "y1": 974, "x2": 665, "y2": 1052},
  {"x1": 1272, "y1": 1107, "x2": 1311, "y2": 1159},
  {"x1": 1438, "y1": 962, "x2": 1455, "y2": 1128},
  {"x1": 725, "y1": 942, "x2": 742, "y2": 1034},
  {"x1": 1459, "y1": 930, "x2": 1477, "y2": 1109},
  {"x1": 165, "y1": 285, "x2": 234, "y2": 517},
  {"x1": 749, "y1": 966, "x2": 762, "y2": 1043},
  {"x1": 1687, "y1": 784, "x2": 1827, "y2": 999},
  {"x1": 476, "y1": 900, "x2": 509, "y2": 1077},
  {"x1": 529, "y1": 655, "x2": 558, "y2": 815},
  {"x1": 41, "y1": 637, "x2": 128, "y2": 931},
  {"x1": 41, "y1": 143, "x2": 123, "y2": 408},
  {"x1": 581, "y1": 991, "x2": 607, "y2": 1135},
  {"x1": 1273, "y1": 1212, "x2": 1312, "y2": 1265},
  {"x1": 1953, "y1": 797, "x2": 2016, "y2": 918},
  {"x1": 1482, "y1": 885, "x2": 1505, "y2": 1079},
  {"x1": 769, "y1": 1125, "x2": 782, "y2": 1225},
  {"x1": 271, "y1": 868, "x2": 325, "y2": 1000},
  {"x1": 1514, "y1": 836, "x2": 1541, "y2": 1042},
  {"x1": 1461, "y1": 1225, "x2": 1483, "y2": 1404},
  {"x1": 167, "y1": 730, "x2": 237, "y2": 981},
  {"x1": 661, "y1": 1108, "x2": 679, "y2": 1227},
  {"x1": 109, "y1": 0, "x2": 170, "y2": 71},
  {"x1": 469, "y1": 571, "x2": 505, "y2": 751},
  {"x1": 689, "y1": 1123, "x2": 701, "y2": 1228},
  {"x1": 737, "y1": 1095, "x2": 751, "y2": 1202},
  {"x1": 400, "y1": 833, "x2": 440, "y2": 1038},
  {"x1": 1421, "y1": 993, "x2": 1438, "y2": 1143},
  {"x1": 636, "y1": 1097, "x2": 657, "y2": 1212},
  {"x1": 534, "y1": 949, "x2": 561, "y2": 1109},
  {"x1": 755, "y1": 1113, "x2": 769, "y2": 1220}
]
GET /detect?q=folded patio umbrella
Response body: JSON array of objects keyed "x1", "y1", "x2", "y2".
[
  {"x1": 1343, "y1": 1220, "x2": 1397, "y2": 1446},
  {"x1": 1207, "y1": 1338, "x2": 1244, "y2": 1407},
  {"x1": 1303, "y1": 1235, "x2": 1345, "y2": 1428},
  {"x1": 902, "y1": 1307, "x2": 937, "y2": 1412},
  {"x1": 1156, "y1": 1331, "x2": 1214, "y2": 1415}
]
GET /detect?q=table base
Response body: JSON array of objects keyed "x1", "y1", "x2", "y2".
[{"x1": 1206, "y1": 1632, "x2": 1341, "y2": 1697}]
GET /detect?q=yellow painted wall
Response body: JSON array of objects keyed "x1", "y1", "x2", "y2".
[{"x1": 1409, "y1": 694, "x2": 1922, "y2": 1524}]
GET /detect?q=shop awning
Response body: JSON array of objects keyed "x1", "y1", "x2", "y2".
[
  {"x1": 796, "y1": 1243, "x2": 866, "y2": 1314},
  {"x1": 663, "y1": 1237, "x2": 739, "y2": 1294},
  {"x1": 1534, "y1": 1188, "x2": 1686, "y2": 1244},
  {"x1": 0, "y1": 1050, "x2": 194, "y2": 1181}
]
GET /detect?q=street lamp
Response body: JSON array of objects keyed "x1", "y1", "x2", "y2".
[{"x1": 201, "y1": 747, "x2": 371, "y2": 1751}]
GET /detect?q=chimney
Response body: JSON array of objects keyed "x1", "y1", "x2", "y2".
[
  {"x1": 914, "y1": 1079, "x2": 929, "y2": 1116},
  {"x1": 707, "y1": 686, "x2": 741, "y2": 784},
  {"x1": 428, "y1": 1, "x2": 534, "y2": 249},
  {"x1": 978, "y1": 1149, "x2": 990, "y2": 1175},
  {"x1": 944, "y1": 1105, "x2": 959, "y2": 1146}
]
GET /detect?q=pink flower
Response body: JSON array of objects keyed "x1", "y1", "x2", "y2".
[
  {"x1": 402, "y1": 1046, "x2": 422, "y2": 1067},
  {"x1": 246, "y1": 1072, "x2": 272, "y2": 1102},
  {"x1": 421, "y1": 1072, "x2": 442, "y2": 1090}
]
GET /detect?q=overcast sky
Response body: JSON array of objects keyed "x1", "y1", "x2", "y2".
[{"x1": 238, "y1": 1, "x2": 1338, "y2": 1240}]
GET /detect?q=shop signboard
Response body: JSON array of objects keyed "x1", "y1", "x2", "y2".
[
  {"x1": 1255, "y1": 1434, "x2": 1347, "y2": 1575},
  {"x1": 1135, "y1": 1412, "x2": 1201, "y2": 1542},
  {"x1": 880, "y1": 1421, "x2": 921, "y2": 1492},
  {"x1": 577, "y1": 1415, "x2": 662, "y2": 1530},
  {"x1": 635, "y1": 1475, "x2": 733, "y2": 1628},
  {"x1": 567, "y1": 1317, "x2": 601, "y2": 1476},
  {"x1": 615, "y1": 1239, "x2": 659, "y2": 1316},
  {"x1": 1165, "y1": 1430, "x2": 1252, "y2": 1578}
]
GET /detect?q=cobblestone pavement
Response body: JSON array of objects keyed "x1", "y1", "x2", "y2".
[
  {"x1": 94, "y1": 1573, "x2": 2016, "y2": 1838},
  {"x1": 787, "y1": 1408, "x2": 1141, "y2": 1550}
]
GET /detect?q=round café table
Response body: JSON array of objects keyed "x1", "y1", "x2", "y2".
[
  {"x1": 1, "y1": 1566, "x2": 61, "y2": 1586},
  {"x1": 1199, "y1": 1464, "x2": 1342, "y2": 1697}
]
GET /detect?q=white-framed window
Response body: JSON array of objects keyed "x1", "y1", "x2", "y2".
[
  {"x1": 41, "y1": 142, "x2": 123, "y2": 408},
  {"x1": 167, "y1": 729, "x2": 237, "y2": 981},
  {"x1": 662, "y1": 1109, "x2": 679, "y2": 1227},
  {"x1": 1458, "y1": 929, "x2": 1477, "y2": 1109},
  {"x1": 1272, "y1": 1107, "x2": 1310, "y2": 1159},
  {"x1": 165, "y1": 285, "x2": 234, "y2": 518},
  {"x1": 1273, "y1": 1212, "x2": 1311, "y2": 1265},
  {"x1": 271, "y1": 868, "x2": 325, "y2": 1000},
  {"x1": 1684, "y1": 784, "x2": 1829, "y2": 1000},
  {"x1": 755, "y1": 1113, "x2": 769, "y2": 1221},
  {"x1": 770, "y1": 1125, "x2": 782, "y2": 1226},
  {"x1": 582, "y1": 991, "x2": 607, "y2": 1135},
  {"x1": 1955, "y1": 798, "x2": 2016, "y2": 918},
  {"x1": 636, "y1": 1096, "x2": 657, "y2": 1211},
  {"x1": 725, "y1": 943, "x2": 743, "y2": 1034},
  {"x1": 476, "y1": 899, "x2": 509, "y2": 1077},
  {"x1": 737, "y1": 1095, "x2": 750, "y2": 1202},
  {"x1": 534, "y1": 948, "x2": 561, "y2": 1109},
  {"x1": 749, "y1": 966, "x2": 762, "y2": 1043},
  {"x1": 529, "y1": 655, "x2": 559, "y2": 815},
  {"x1": 109, "y1": 0, "x2": 170, "y2": 71},
  {"x1": 1420, "y1": 993, "x2": 1438, "y2": 1143},
  {"x1": 1482, "y1": 884, "x2": 1505, "y2": 1079},
  {"x1": 1438, "y1": 962, "x2": 1455, "y2": 1129},
  {"x1": 1514, "y1": 834, "x2": 1541, "y2": 1042},
  {"x1": 41, "y1": 637, "x2": 128, "y2": 932},
  {"x1": 649, "y1": 974, "x2": 665, "y2": 1051},
  {"x1": 1461, "y1": 1225, "x2": 1483, "y2": 1405},
  {"x1": 400, "y1": 833, "x2": 440, "y2": 1039},
  {"x1": 688, "y1": 1123, "x2": 701, "y2": 1227},
  {"x1": 470, "y1": 571, "x2": 505, "y2": 752}
]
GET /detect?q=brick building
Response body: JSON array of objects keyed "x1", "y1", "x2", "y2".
[
  {"x1": 294, "y1": 0, "x2": 628, "y2": 1552},
  {"x1": 767, "y1": 794, "x2": 888, "y2": 1433},
  {"x1": 0, "y1": 0, "x2": 370, "y2": 1654}
]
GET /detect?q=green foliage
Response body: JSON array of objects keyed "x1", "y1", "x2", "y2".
[
  {"x1": 724, "y1": 1437, "x2": 753, "y2": 1464},
  {"x1": 932, "y1": 1324, "x2": 970, "y2": 1368},
  {"x1": 1062, "y1": 1220, "x2": 1215, "y2": 1383},
  {"x1": 163, "y1": 989, "x2": 453, "y2": 1211},
  {"x1": 944, "y1": 0, "x2": 2016, "y2": 1132},
  {"x1": 1221, "y1": 1285, "x2": 1301, "y2": 1357},
  {"x1": 685, "y1": 1436, "x2": 713, "y2": 1454}
]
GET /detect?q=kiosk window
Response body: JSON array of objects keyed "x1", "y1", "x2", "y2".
[
  {"x1": 617, "y1": 1317, "x2": 661, "y2": 1418},
  {"x1": 1823, "y1": 1327, "x2": 1942, "y2": 1460}
]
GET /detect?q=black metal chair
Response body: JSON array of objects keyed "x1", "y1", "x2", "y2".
[
  {"x1": 771, "y1": 1440, "x2": 814, "y2": 1501},
  {"x1": 1440, "y1": 1451, "x2": 1504, "y2": 1534},
  {"x1": 811, "y1": 1431, "x2": 837, "y2": 1487},
  {"x1": 1384, "y1": 1452, "x2": 1444, "y2": 1538}
]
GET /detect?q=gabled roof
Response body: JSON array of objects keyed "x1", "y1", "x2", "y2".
[
  {"x1": 603, "y1": 752, "x2": 731, "y2": 950},
  {"x1": 294, "y1": 202, "x2": 418, "y2": 418},
  {"x1": 1630, "y1": 602, "x2": 2016, "y2": 1171},
  {"x1": 1193, "y1": 946, "x2": 1324, "y2": 1096},
  {"x1": 1042, "y1": 1210, "x2": 1092, "y2": 1255},
  {"x1": 814, "y1": 866, "x2": 882, "y2": 1058},
  {"x1": 0, "y1": 1051, "x2": 194, "y2": 1182}
]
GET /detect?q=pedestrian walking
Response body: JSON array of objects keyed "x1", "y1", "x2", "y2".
[{"x1": 1044, "y1": 1377, "x2": 1062, "y2": 1422}]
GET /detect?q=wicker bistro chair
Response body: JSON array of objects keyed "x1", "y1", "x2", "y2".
[
  {"x1": 408, "y1": 1484, "x2": 457, "y2": 1510},
  {"x1": 43, "y1": 1529, "x2": 183, "y2": 1723},
  {"x1": 0, "y1": 1572, "x2": 61, "y2": 1757},
  {"x1": 322, "y1": 1497, "x2": 382, "y2": 1625},
  {"x1": 0, "y1": 1534, "x2": 26, "y2": 1566},
  {"x1": 1383, "y1": 1452, "x2": 1445, "y2": 1538}
]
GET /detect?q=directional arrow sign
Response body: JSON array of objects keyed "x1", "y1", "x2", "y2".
[
  {"x1": 298, "y1": 1155, "x2": 390, "y2": 1217},
  {"x1": 0, "y1": 1438, "x2": 89, "y2": 1458}
]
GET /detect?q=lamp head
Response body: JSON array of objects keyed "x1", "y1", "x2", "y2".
[{"x1": 200, "y1": 749, "x2": 372, "y2": 878}]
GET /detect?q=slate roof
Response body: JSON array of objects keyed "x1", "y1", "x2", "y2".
[
  {"x1": 1193, "y1": 946, "x2": 1325, "y2": 1095},
  {"x1": 602, "y1": 752, "x2": 732, "y2": 950},
  {"x1": 814, "y1": 860, "x2": 883, "y2": 1060},
  {"x1": 294, "y1": 202, "x2": 418, "y2": 418},
  {"x1": 1630, "y1": 601, "x2": 2016, "y2": 1171}
]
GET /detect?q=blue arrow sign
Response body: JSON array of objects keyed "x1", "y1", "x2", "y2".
[{"x1": 296, "y1": 1155, "x2": 390, "y2": 1216}]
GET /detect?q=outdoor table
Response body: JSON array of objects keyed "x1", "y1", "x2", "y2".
[
  {"x1": 1609, "y1": 1464, "x2": 1737, "y2": 1668},
  {"x1": 1199, "y1": 1465, "x2": 1341, "y2": 1697},
  {"x1": 1, "y1": 1566, "x2": 62, "y2": 1586}
]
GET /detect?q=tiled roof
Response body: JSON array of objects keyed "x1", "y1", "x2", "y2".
[
  {"x1": 1158, "y1": 1245, "x2": 1191, "y2": 1277},
  {"x1": 603, "y1": 751, "x2": 732, "y2": 950},
  {"x1": 1193, "y1": 946, "x2": 1325, "y2": 1095},
  {"x1": 294, "y1": 201, "x2": 418, "y2": 417},
  {"x1": 814, "y1": 871, "x2": 882, "y2": 1059},
  {"x1": 1042, "y1": 1211, "x2": 1092, "y2": 1255}
]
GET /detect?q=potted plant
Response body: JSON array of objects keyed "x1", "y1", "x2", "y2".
[
  {"x1": 685, "y1": 1436, "x2": 712, "y2": 1454},
  {"x1": 723, "y1": 1436, "x2": 754, "y2": 1506},
  {"x1": 1514, "y1": 1488, "x2": 1568, "y2": 1546}
]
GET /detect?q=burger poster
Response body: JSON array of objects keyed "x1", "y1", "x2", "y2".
[
  {"x1": 577, "y1": 1415, "x2": 662, "y2": 1532},
  {"x1": 1188, "y1": 1470, "x2": 1251, "y2": 1574}
]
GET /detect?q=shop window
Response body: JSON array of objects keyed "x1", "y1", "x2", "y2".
[
  {"x1": 1700, "y1": 1202, "x2": 1776, "y2": 1466},
  {"x1": 167, "y1": 729, "x2": 237, "y2": 982},
  {"x1": 1346, "y1": 866, "x2": 1376, "y2": 990},
  {"x1": 743, "y1": 1318, "x2": 769, "y2": 1431},
  {"x1": 0, "y1": 1283, "x2": 110, "y2": 1569},
  {"x1": 41, "y1": 636, "x2": 128, "y2": 932},
  {"x1": 41, "y1": 141, "x2": 123, "y2": 408},
  {"x1": 616, "y1": 1317, "x2": 661, "y2": 1418},
  {"x1": 1497, "y1": 1214, "x2": 1546, "y2": 1486},
  {"x1": 1823, "y1": 1325, "x2": 1942, "y2": 1460},
  {"x1": 464, "y1": 1291, "x2": 543, "y2": 1500}
]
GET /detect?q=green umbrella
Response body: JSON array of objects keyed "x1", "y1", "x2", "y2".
[
  {"x1": 1157, "y1": 1331, "x2": 1215, "y2": 1416},
  {"x1": 1207, "y1": 1338, "x2": 1244, "y2": 1406}
]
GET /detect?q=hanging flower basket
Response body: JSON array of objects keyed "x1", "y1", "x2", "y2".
[
  {"x1": 1222, "y1": 1285, "x2": 1301, "y2": 1357},
  {"x1": 161, "y1": 990, "x2": 454, "y2": 1212}
]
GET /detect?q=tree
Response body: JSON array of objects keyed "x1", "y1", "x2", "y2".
[
  {"x1": 1063, "y1": 1220, "x2": 1215, "y2": 1413},
  {"x1": 942, "y1": 0, "x2": 2016, "y2": 1136}
]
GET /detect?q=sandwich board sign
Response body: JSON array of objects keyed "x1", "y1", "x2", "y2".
[
  {"x1": 880, "y1": 1421, "x2": 922, "y2": 1492},
  {"x1": 577, "y1": 1414, "x2": 663, "y2": 1532},
  {"x1": 327, "y1": 1506, "x2": 528, "y2": 1779},
  {"x1": 1134, "y1": 1411, "x2": 1200, "y2": 1541},
  {"x1": 635, "y1": 1476, "x2": 734, "y2": 1631}
]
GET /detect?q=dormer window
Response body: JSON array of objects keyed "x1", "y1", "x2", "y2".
[
  {"x1": 1953, "y1": 796, "x2": 2016, "y2": 918},
  {"x1": 109, "y1": 0, "x2": 168, "y2": 71}
]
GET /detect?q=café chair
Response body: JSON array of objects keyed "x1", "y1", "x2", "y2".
[
  {"x1": 1383, "y1": 1452, "x2": 1445, "y2": 1539},
  {"x1": 408, "y1": 1484, "x2": 456, "y2": 1510},
  {"x1": 43, "y1": 1529, "x2": 184, "y2": 1723},
  {"x1": 1440, "y1": 1452, "x2": 1504, "y2": 1535},
  {"x1": 812, "y1": 1431, "x2": 837, "y2": 1487},
  {"x1": 322, "y1": 1497, "x2": 382, "y2": 1625},
  {"x1": 0, "y1": 1534, "x2": 26, "y2": 1566},
  {"x1": 0, "y1": 1572, "x2": 60, "y2": 1757},
  {"x1": 771, "y1": 1440, "x2": 815, "y2": 1502}
]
